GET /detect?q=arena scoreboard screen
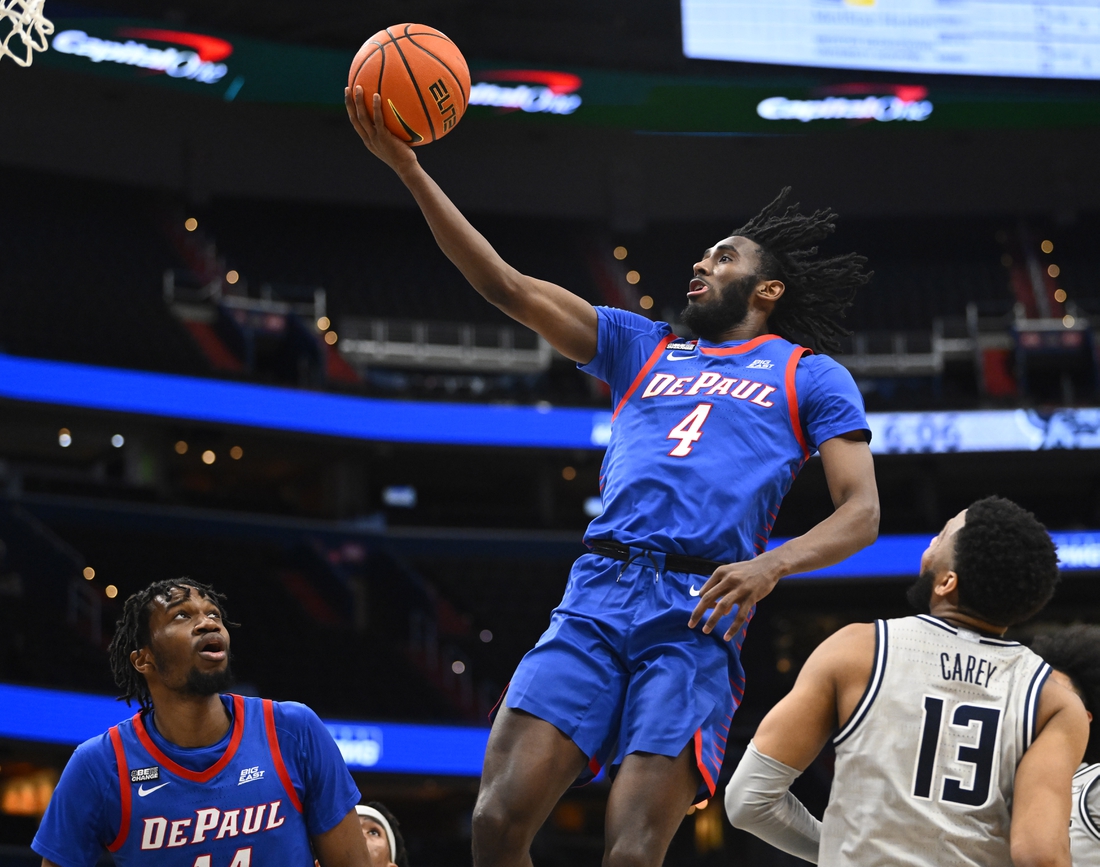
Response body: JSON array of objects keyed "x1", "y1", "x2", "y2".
[{"x1": 682, "y1": 0, "x2": 1100, "y2": 81}]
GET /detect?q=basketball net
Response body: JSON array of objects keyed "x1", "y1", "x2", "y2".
[{"x1": 0, "y1": 0, "x2": 53, "y2": 67}]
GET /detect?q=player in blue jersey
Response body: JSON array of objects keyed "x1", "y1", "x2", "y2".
[
  {"x1": 347, "y1": 87, "x2": 880, "y2": 867},
  {"x1": 32, "y1": 579, "x2": 369, "y2": 867}
]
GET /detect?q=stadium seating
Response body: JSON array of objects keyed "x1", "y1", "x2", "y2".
[{"x1": 3, "y1": 165, "x2": 1099, "y2": 409}]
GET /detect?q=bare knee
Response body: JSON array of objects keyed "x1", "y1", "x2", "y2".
[
  {"x1": 601, "y1": 748, "x2": 697, "y2": 867},
  {"x1": 604, "y1": 837, "x2": 664, "y2": 867},
  {"x1": 472, "y1": 708, "x2": 588, "y2": 867},
  {"x1": 471, "y1": 793, "x2": 539, "y2": 867},
  {"x1": 471, "y1": 797, "x2": 526, "y2": 845}
]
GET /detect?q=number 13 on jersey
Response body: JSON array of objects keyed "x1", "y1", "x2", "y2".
[
  {"x1": 667, "y1": 403, "x2": 713, "y2": 457},
  {"x1": 912, "y1": 694, "x2": 1002, "y2": 807}
]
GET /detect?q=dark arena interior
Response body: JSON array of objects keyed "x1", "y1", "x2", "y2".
[{"x1": 2, "y1": 1, "x2": 1100, "y2": 865}]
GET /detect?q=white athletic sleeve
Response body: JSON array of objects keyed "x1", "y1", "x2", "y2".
[{"x1": 724, "y1": 740, "x2": 822, "y2": 864}]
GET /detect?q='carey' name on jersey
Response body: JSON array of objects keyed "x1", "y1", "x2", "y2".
[{"x1": 641, "y1": 372, "x2": 778, "y2": 407}]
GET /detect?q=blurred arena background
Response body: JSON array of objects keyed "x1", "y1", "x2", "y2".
[{"x1": 2, "y1": 0, "x2": 1100, "y2": 864}]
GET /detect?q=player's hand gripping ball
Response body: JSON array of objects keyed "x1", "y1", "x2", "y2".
[{"x1": 348, "y1": 24, "x2": 470, "y2": 146}]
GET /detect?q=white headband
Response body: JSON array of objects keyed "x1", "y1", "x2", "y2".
[{"x1": 355, "y1": 805, "x2": 397, "y2": 863}]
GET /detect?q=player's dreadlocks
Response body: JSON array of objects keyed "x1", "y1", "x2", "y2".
[
  {"x1": 733, "y1": 187, "x2": 872, "y2": 354},
  {"x1": 107, "y1": 578, "x2": 234, "y2": 714}
]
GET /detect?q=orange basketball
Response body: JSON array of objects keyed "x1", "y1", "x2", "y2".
[{"x1": 348, "y1": 24, "x2": 470, "y2": 147}]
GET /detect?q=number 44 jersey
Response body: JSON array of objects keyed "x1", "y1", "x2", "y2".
[{"x1": 820, "y1": 614, "x2": 1052, "y2": 867}]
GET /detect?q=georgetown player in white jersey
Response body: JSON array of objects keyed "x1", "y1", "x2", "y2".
[
  {"x1": 1073, "y1": 764, "x2": 1100, "y2": 867},
  {"x1": 1032, "y1": 626, "x2": 1100, "y2": 867},
  {"x1": 724, "y1": 496, "x2": 1089, "y2": 867}
]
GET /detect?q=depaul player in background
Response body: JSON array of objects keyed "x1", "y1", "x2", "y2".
[
  {"x1": 347, "y1": 87, "x2": 879, "y2": 867},
  {"x1": 32, "y1": 580, "x2": 369, "y2": 867},
  {"x1": 725, "y1": 497, "x2": 1088, "y2": 867},
  {"x1": 1033, "y1": 625, "x2": 1100, "y2": 867}
]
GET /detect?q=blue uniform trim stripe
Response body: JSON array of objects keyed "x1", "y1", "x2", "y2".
[
  {"x1": 1075, "y1": 763, "x2": 1100, "y2": 780},
  {"x1": 835, "y1": 620, "x2": 888, "y2": 746},
  {"x1": 1080, "y1": 771, "x2": 1100, "y2": 842},
  {"x1": 915, "y1": 614, "x2": 1020, "y2": 646},
  {"x1": 1022, "y1": 662, "x2": 1051, "y2": 749},
  {"x1": 916, "y1": 614, "x2": 955, "y2": 634},
  {"x1": 978, "y1": 637, "x2": 1021, "y2": 646}
]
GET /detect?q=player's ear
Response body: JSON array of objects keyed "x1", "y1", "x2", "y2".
[
  {"x1": 131, "y1": 646, "x2": 155, "y2": 676},
  {"x1": 757, "y1": 279, "x2": 784, "y2": 301},
  {"x1": 933, "y1": 570, "x2": 958, "y2": 598}
]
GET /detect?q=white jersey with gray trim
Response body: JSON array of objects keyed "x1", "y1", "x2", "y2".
[
  {"x1": 819, "y1": 614, "x2": 1051, "y2": 867},
  {"x1": 1071, "y1": 763, "x2": 1100, "y2": 867}
]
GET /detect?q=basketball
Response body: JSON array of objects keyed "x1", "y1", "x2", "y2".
[{"x1": 348, "y1": 24, "x2": 470, "y2": 147}]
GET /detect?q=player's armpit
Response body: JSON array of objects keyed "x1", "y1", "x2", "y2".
[
  {"x1": 753, "y1": 623, "x2": 875, "y2": 771},
  {"x1": 312, "y1": 809, "x2": 371, "y2": 867},
  {"x1": 727, "y1": 626, "x2": 869, "y2": 861},
  {"x1": 1010, "y1": 678, "x2": 1089, "y2": 867}
]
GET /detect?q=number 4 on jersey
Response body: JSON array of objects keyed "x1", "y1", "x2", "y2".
[{"x1": 667, "y1": 403, "x2": 713, "y2": 457}]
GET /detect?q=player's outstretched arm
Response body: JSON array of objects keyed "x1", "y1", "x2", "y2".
[
  {"x1": 313, "y1": 809, "x2": 372, "y2": 867},
  {"x1": 345, "y1": 86, "x2": 598, "y2": 363},
  {"x1": 726, "y1": 623, "x2": 875, "y2": 863},
  {"x1": 1010, "y1": 677, "x2": 1089, "y2": 867},
  {"x1": 690, "y1": 432, "x2": 879, "y2": 640}
]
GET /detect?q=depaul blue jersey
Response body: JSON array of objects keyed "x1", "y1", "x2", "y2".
[
  {"x1": 32, "y1": 695, "x2": 360, "y2": 867},
  {"x1": 581, "y1": 307, "x2": 869, "y2": 562}
]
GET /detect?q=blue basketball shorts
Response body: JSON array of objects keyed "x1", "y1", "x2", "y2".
[{"x1": 502, "y1": 551, "x2": 752, "y2": 801}]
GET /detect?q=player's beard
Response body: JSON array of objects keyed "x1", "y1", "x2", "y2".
[
  {"x1": 184, "y1": 663, "x2": 233, "y2": 697},
  {"x1": 153, "y1": 646, "x2": 234, "y2": 696},
  {"x1": 679, "y1": 274, "x2": 756, "y2": 343},
  {"x1": 906, "y1": 569, "x2": 936, "y2": 614}
]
